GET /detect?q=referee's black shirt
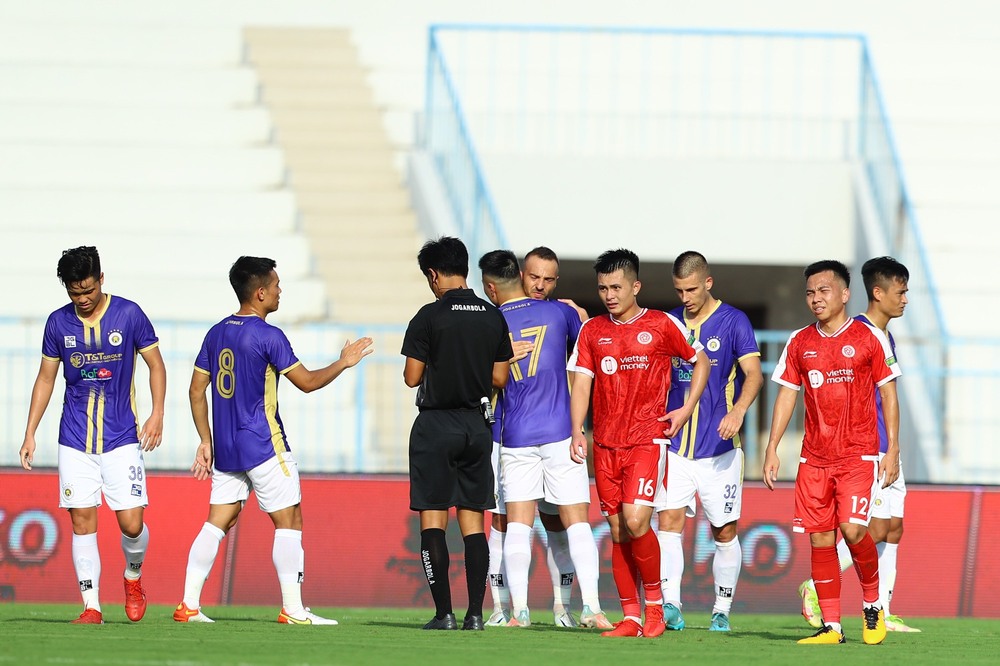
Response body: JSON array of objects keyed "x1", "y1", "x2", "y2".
[{"x1": 401, "y1": 288, "x2": 513, "y2": 410}]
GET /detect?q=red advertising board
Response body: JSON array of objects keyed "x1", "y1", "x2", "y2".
[{"x1": 1, "y1": 470, "x2": 997, "y2": 618}]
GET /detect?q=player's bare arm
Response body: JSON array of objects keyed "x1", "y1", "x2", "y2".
[
  {"x1": 878, "y1": 380, "x2": 901, "y2": 488},
  {"x1": 718, "y1": 354, "x2": 764, "y2": 440},
  {"x1": 492, "y1": 360, "x2": 510, "y2": 389},
  {"x1": 763, "y1": 387, "x2": 798, "y2": 490},
  {"x1": 661, "y1": 349, "x2": 711, "y2": 439},
  {"x1": 286, "y1": 337, "x2": 374, "y2": 393},
  {"x1": 138, "y1": 345, "x2": 166, "y2": 452},
  {"x1": 569, "y1": 372, "x2": 593, "y2": 464},
  {"x1": 19, "y1": 358, "x2": 60, "y2": 471},
  {"x1": 188, "y1": 369, "x2": 214, "y2": 480},
  {"x1": 403, "y1": 356, "x2": 425, "y2": 387}
]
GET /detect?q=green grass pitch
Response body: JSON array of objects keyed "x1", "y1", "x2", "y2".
[{"x1": 1, "y1": 604, "x2": 996, "y2": 665}]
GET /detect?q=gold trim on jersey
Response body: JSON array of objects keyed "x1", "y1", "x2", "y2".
[
  {"x1": 264, "y1": 364, "x2": 290, "y2": 476},
  {"x1": 95, "y1": 391, "x2": 106, "y2": 454},
  {"x1": 79, "y1": 294, "x2": 112, "y2": 351},
  {"x1": 85, "y1": 390, "x2": 96, "y2": 454}
]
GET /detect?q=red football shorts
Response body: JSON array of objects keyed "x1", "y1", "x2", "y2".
[
  {"x1": 593, "y1": 443, "x2": 667, "y2": 516},
  {"x1": 792, "y1": 455, "x2": 880, "y2": 533}
]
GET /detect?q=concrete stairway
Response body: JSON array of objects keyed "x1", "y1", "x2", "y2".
[{"x1": 243, "y1": 27, "x2": 430, "y2": 327}]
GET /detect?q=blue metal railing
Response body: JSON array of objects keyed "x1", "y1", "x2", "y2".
[{"x1": 425, "y1": 27, "x2": 508, "y2": 276}]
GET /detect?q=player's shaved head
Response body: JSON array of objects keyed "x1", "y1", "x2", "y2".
[{"x1": 673, "y1": 250, "x2": 710, "y2": 279}]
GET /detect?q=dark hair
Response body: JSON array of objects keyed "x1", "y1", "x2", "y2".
[
  {"x1": 804, "y1": 259, "x2": 850, "y2": 288},
  {"x1": 861, "y1": 256, "x2": 909, "y2": 302},
  {"x1": 524, "y1": 246, "x2": 559, "y2": 265},
  {"x1": 673, "y1": 250, "x2": 709, "y2": 279},
  {"x1": 594, "y1": 248, "x2": 640, "y2": 282},
  {"x1": 57, "y1": 246, "x2": 101, "y2": 286},
  {"x1": 229, "y1": 256, "x2": 277, "y2": 303},
  {"x1": 478, "y1": 249, "x2": 521, "y2": 287},
  {"x1": 417, "y1": 236, "x2": 469, "y2": 278}
]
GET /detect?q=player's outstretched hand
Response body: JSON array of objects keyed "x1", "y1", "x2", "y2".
[
  {"x1": 511, "y1": 340, "x2": 534, "y2": 364},
  {"x1": 19, "y1": 436, "x2": 35, "y2": 471},
  {"x1": 570, "y1": 433, "x2": 588, "y2": 464},
  {"x1": 139, "y1": 412, "x2": 164, "y2": 452},
  {"x1": 340, "y1": 337, "x2": 375, "y2": 367},
  {"x1": 191, "y1": 441, "x2": 213, "y2": 481},
  {"x1": 762, "y1": 450, "x2": 780, "y2": 490}
]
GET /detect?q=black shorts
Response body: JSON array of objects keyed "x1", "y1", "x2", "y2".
[{"x1": 409, "y1": 409, "x2": 495, "y2": 512}]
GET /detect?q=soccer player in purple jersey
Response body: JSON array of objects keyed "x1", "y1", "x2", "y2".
[
  {"x1": 654, "y1": 251, "x2": 763, "y2": 632},
  {"x1": 173, "y1": 256, "x2": 372, "y2": 625},
  {"x1": 479, "y1": 250, "x2": 612, "y2": 630},
  {"x1": 486, "y1": 246, "x2": 592, "y2": 627},
  {"x1": 798, "y1": 257, "x2": 919, "y2": 632},
  {"x1": 20, "y1": 246, "x2": 166, "y2": 624}
]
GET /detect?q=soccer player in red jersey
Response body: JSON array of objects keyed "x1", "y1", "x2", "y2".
[
  {"x1": 568, "y1": 249, "x2": 709, "y2": 638},
  {"x1": 763, "y1": 259, "x2": 901, "y2": 646}
]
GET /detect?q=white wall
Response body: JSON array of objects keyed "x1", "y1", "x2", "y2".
[{"x1": 483, "y1": 155, "x2": 853, "y2": 264}]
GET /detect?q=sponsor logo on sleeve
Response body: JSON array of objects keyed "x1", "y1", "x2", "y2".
[{"x1": 886, "y1": 356, "x2": 897, "y2": 367}]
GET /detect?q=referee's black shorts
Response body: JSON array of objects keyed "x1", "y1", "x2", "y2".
[{"x1": 409, "y1": 409, "x2": 495, "y2": 511}]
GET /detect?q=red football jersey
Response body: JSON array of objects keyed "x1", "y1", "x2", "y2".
[
  {"x1": 772, "y1": 318, "x2": 901, "y2": 466},
  {"x1": 569, "y1": 309, "x2": 700, "y2": 448}
]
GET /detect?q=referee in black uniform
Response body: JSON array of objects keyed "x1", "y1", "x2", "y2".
[{"x1": 402, "y1": 236, "x2": 514, "y2": 631}]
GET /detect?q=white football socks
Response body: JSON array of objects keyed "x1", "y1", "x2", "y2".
[
  {"x1": 837, "y1": 538, "x2": 853, "y2": 571},
  {"x1": 121, "y1": 523, "x2": 149, "y2": 581},
  {"x1": 878, "y1": 542, "x2": 898, "y2": 615},
  {"x1": 183, "y1": 522, "x2": 225, "y2": 609},
  {"x1": 273, "y1": 528, "x2": 305, "y2": 616},
  {"x1": 72, "y1": 532, "x2": 101, "y2": 611},
  {"x1": 487, "y1": 527, "x2": 509, "y2": 611},
  {"x1": 566, "y1": 522, "x2": 602, "y2": 612},
  {"x1": 545, "y1": 528, "x2": 574, "y2": 612},
  {"x1": 657, "y1": 530, "x2": 684, "y2": 607},
  {"x1": 504, "y1": 522, "x2": 532, "y2": 613},
  {"x1": 712, "y1": 537, "x2": 741, "y2": 615}
]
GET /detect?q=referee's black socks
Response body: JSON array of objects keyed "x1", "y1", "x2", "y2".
[
  {"x1": 464, "y1": 532, "x2": 489, "y2": 619},
  {"x1": 420, "y1": 528, "x2": 452, "y2": 618}
]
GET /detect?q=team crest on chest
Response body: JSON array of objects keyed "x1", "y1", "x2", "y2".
[
  {"x1": 636, "y1": 331, "x2": 652, "y2": 345},
  {"x1": 108, "y1": 329, "x2": 124, "y2": 347},
  {"x1": 841, "y1": 345, "x2": 856, "y2": 358},
  {"x1": 706, "y1": 337, "x2": 721, "y2": 352}
]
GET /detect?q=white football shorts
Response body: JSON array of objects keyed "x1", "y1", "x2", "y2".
[
  {"x1": 870, "y1": 452, "x2": 906, "y2": 520},
  {"x1": 210, "y1": 451, "x2": 301, "y2": 514},
  {"x1": 655, "y1": 447, "x2": 743, "y2": 527},
  {"x1": 500, "y1": 437, "x2": 591, "y2": 507},
  {"x1": 491, "y1": 441, "x2": 506, "y2": 515},
  {"x1": 58, "y1": 443, "x2": 149, "y2": 511}
]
